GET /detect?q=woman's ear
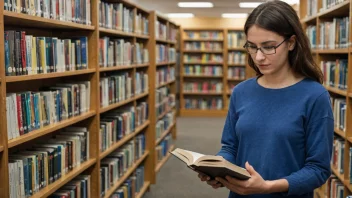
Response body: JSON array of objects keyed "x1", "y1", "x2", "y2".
[{"x1": 288, "y1": 35, "x2": 296, "y2": 51}]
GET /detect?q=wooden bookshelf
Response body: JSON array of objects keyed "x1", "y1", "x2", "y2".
[
  {"x1": 180, "y1": 28, "x2": 254, "y2": 116},
  {"x1": 300, "y1": 0, "x2": 352, "y2": 197},
  {"x1": 155, "y1": 145, "x2": 175, "y2": 173},
  {"x1": 0, "y1": 1, "x2": 174, "y2": 198}
]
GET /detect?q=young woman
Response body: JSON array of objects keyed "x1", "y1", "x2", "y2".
[{"x1": 198, "y1": 1, "x2": 334, "y2": 197}]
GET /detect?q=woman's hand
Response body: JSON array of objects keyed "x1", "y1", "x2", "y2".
[
  {"x1": 215, "y1": 161, "x2": 270, "y2": 195},
  {"x1": 197, "y1": 171, "x2": 224, "y2": 189}
]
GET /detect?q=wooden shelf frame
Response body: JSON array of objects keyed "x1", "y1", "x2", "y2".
[
  {"x1": 0, "y1": 1, "x2": 177, "y2": 198},
  {"x1": 155, "y1": 145, "x2": 175, "y2": 173},
  {"x1": 300, "y1": 0, "x2": 352, "y2": 197}
]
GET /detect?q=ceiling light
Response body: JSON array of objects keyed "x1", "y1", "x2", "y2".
[
  {"x1": 222, "y1": 13, "x2": 248, "y2": 18},
  {"x1": 239, "y1": 2, "x2": 262, "y2": 8},
  {"x1": 168, "y1": 13, "x2": 195, "y2": 18},
  {"x1": 178, "y1": 2, "x2": 214, "y2": 8}
]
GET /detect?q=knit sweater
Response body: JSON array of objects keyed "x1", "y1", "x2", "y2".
[{"x1": 217, "y1": 77, "x2": 334, "y2": 198}]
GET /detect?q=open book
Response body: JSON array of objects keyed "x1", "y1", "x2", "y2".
[{"x1": 170, "y1": 148, "x2": 251, "y2": 180}]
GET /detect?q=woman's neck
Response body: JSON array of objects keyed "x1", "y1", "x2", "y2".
[{"x1": 258, "y1": 67, "x2": 304, "y2": 89}]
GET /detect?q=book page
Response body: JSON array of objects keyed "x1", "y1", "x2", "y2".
[{"x1": 183, "y1": 149, "x2": 205, "y2": 163}]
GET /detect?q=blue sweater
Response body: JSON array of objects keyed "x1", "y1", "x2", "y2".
[{"x1": 217, "y1": 77, "x2": 334, "y2": 198}]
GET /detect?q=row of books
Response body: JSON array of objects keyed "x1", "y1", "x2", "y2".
[
  {"x1": 155, "y1": 88, "x2": 175, "y2": 119},
  {"x1": 100, "y1": 136, "x2": 146, "y2": 197},
  {"x1": 4, "y1": 32, "x2": 88, "y2": 76},
  {"x1": 110, "y1": 165, "x2": 145, "y2": 198},
  {"x1": 184, "y1": 98, "x2": 223, "y2": 110},
  {"x1": 99, "y1": 37, "x2": 149, "y2": 67},
  {"x1": 6, "y1": 81, "x2": 91, "y2": 140},
  {"x1": 185, "y1": 31, "x2": 223, "y2": 40},
  {"x1": 156, "y1": 112, "x2": 175, "y2": 140},
  {"x1": 184, "y1": 65, "x2": 223, "y2": 76},
  {"x1": 48, "y1": 175, "x2": 91, "y2": 198},
  {"x1": 332, "y1": 136, "x2": 344, "y2": 174},
  {"x1": 306, "y1": 0, "x2": 318, "y2": 17},
  {"x1": 156, "y1": 134, "x2": 172, "y2": 162},
  {"x1": 326, "y1": 175, "x2": 344, "y2": 198},
  {"x1": 100, "y1": 73, "x2": 133, "y2": 108},
  {"x1": 228, "y1": 67, "x2": 246, "y2": 79},
  {"x1": 320, "y1": 59, "x2": 348, "y2": 90},
  {"x1": 99, "y1": 2, "x2": 134, "y2": 33},
  {"x1": 228, "y1": 52, "x2": 246, "y2": 65},
  {"x1": 183, "y1": 54, "x2": 223, "y2": 63},
  {"x1": 228, "y1": 82, "x2": 240, "y2": 93},
  {"x1": 183, "y1": 82, "x2": 223, "y2": 93},
  {"x1": 9, "y1": 126, "x2": 90, "y2": 197},
  {"x1": 332, "y1": 97, "x2": 346, "y2": 133},
  {"x1": 135, "y1": 71, "x2": 149, "y2": 95},
  {"x1": 155, "y1": 21, "x2": 177, "y2": 42},
  {"x1": 319, "y1": 17, "x2": 349, "y2": 49},
  {"x1": 100, "y1": 104, "x2": 147, "y2": 153},
  {"x1": 228, "y1": 32, "x2": 246, "y2": 49},
  {"x1": 306, "y1": 26, "x2": 316, "y2": 49},
  {"x1": 156, "y1": 67, "x2": 175, "y2": 86},
  {"x1": 319, "y1": 0, "x2": 348, "y2": 13},
  {"x1": 4, "y1": 0, "x2": 91, "y2": 25},
  {"x1": 184, "y1": 42, "x2": 223, "y2": 51},
  {"x1": 156, "y1": 45, "x2": 176, "y2": 63}
]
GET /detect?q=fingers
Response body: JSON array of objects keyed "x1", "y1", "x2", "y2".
[{"x1": 198, "y1": 173, "x2": 210, "y2": 181}]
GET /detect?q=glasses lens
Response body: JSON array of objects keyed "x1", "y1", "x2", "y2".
[
  {"x1": 261, "y1": 48, "x2": 276, "y2": 55},
  {"x1": 246, "y1": 46, "x2": 257, "y2": 54}
]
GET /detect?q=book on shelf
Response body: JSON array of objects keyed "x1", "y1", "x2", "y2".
[{"x1": 170, "y1": 148, "x2": 251, "y2": 180}]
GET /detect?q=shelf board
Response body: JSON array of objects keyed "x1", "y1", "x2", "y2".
[
  {"x1": 318, "y1": 49, "x2": 348, "y2": 54},
  {"x1": 301, "y1": 15, "x2": 317, "y2": 24},
  {"x1": 180, "y1": 109, "x2": 227, "y2": 117},
  {"x1": 157, "y1": 108, "x2": 173, "y2": 120},
  {"x1": 156, "y1": 62, "x2": 175, "y2": 66},
  {"x1": 99, "y1": 65, "x2": 134, "y2": 72},
  {"x1": 135, "y1": 63, "x2": 150, "y2": 68},
  {"x1": 227, "y1": 91, "x2": 232, "y2": 95},
  {"x1": 100, "y1": 97, "x2": 135, "y2": 114},
  {"x1": 135, "y1": 181, "x2": 151, "y2": 198},
  {"x1": 334, "y1": 128, "x2": 345, "y2": 138},
  {"x1": 29, "y1": 158, "x2": 96, "y2": 198},
  {"x1": 6, "y1": 69, "x2": 96, "y2": 82},
  {"x1": 183, "y1": 92, "x2": 222, "y2": 95},
  {"x1": 100, "y1": 121, "x2": 150, "y2": 160},
  {"x1": 347, "y1": 137, "x2": 352, "y2": 144},
  {"x1": 324, "y1": 85, "x2": 347, "y2": 96},
  {"x1": 134, "y1": 92, "x2": 149, "y2": 100},
  {"x1": 169, "y1": 62, "x2": 177, "y2": 65},
  {"x1": 155, "y1": 145, "x2": 175, "y2": 173},
  {"x1": 318, "y1": 1, "x2": 350, "y2": 18},
  {"x1": 155, "y1": 122, "x2": 176, "y2": 146},
  {"x1": 99, "y1": 28, "x2": 136, "y2": 37},
  {"x1": 331, "y1": 165, "x2": 344, "y2": 182},
  {"x1": 8, "y1": 111, "x2": 96, "y2": 148},
  {"x1": 228, "y1": 64, "x2": 246, "y2": 67},
  {"x1": 157, "y1": 80, "x2": 175, "y2": 88},
  {"x1": 228, "y1": 48, "x2": 246, "y2": 51},
  {"x1": 182, "y1": 75, "x2": 223, "y2": 78},
  {"x1": 156, "y1": 38, "x2": 176, "y2": 44},
  {"x1": 183, "y1": 50, "x2": 223, "y2": 53},
  {"x1": 344, "y1": 179, "x2": 352, "y2": 192},
  {"x1": 0, "y1": 146, "x2": 3, "y2": 153},
  {"x1": 104, "y1": 151, "x2": 149, "y2": 198},
  {"x1": 228, "y1": 78, "x2": 246, "y2": 81},
  {"x1": 4, "y1": 11, "x2": 95, "y2": 30},
  {"x1": 183, "y1": 38, "x2": 223, "y2": 42}
]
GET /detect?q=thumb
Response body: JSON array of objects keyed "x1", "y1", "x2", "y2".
[{"x1": 245, "y1": 161, "x2": 257, "y2": 175}]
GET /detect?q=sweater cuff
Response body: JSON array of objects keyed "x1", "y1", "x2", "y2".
[{"x1": 282, "y1": 175, "x2": 301, "y2": 196}]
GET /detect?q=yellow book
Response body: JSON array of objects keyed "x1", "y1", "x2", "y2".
[{"x1": 31, "y1": 37, "x2": 37, "y2": 74}]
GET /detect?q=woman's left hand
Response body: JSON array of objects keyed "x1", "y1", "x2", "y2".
[{"x1": 215, "y1": 161, "x2": 270, "y2": 195}]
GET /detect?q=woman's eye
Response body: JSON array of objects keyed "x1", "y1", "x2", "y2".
[{"x1": 263, "y1": 46, "x2": 275, "y2": 50}]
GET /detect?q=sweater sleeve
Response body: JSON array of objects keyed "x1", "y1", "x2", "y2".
[
  {"x1": 283, "y1": 91, "x2": 334, "y2": 196},
  {"x1": 216, "y1": 91, "x2": 239, "y2": 164}
]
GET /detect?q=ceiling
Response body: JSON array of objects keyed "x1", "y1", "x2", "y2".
[{"x1": 131, "y1": 0, "x2": 298, "y2": 18}]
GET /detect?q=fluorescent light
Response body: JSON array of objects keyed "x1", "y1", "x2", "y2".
[
  {"x1": 178, "y1": 2, "x2": 214, "y2": 8},
  {"x1": 222, "y1": 13, "x2": 248, "y2": 18},
  {"x1": 239, "y1": 2, "x2": 262, "y2": 8},
  {"x1": 168, "y1": 13, "x2": 195, "y2": 18}
]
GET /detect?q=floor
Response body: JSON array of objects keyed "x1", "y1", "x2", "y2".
[{"x1": 143, "y1": 117, "x2": 230, "y2": 198}]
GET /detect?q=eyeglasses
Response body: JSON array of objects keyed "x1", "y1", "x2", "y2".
[{"x1": 243, "y1": 38, "x2": 289, "y2": 55}]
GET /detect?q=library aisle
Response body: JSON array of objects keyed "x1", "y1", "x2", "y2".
[{"x1": 144, "y1": 117, "x2": 229, "y2": 198}]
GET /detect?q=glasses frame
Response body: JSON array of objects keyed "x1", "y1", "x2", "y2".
[{"x1": 243, "y1": 37, "x2": 289, "y2": 55}]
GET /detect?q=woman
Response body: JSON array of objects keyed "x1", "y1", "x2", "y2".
[{"x1": 198, "y1": 1, "x2": 334, "y2": 197}]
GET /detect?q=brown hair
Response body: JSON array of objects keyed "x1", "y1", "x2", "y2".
[{"x1": 244, "y1": 0, "x2": 323, "y2": 83}]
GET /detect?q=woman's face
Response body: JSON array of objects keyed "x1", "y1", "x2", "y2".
[{"x1": 246, "y1": 25, "x2": 294, "y2": 77}]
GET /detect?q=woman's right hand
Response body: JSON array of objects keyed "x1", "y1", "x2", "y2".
[{"x1": 197, "y1": 171, "x2": 224, "y2": 189}]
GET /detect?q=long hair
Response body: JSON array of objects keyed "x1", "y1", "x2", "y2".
[{"x1": 244, "y1": 0, "x2": 323, "y2": 83}]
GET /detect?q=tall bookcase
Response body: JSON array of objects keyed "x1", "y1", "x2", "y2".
[
  {"x1": 179, "y1": 28, "x2": 252, "y2": 117},
  {"x1": 300, "y1": 0, "x2": 352, "y2": 197},
  {"x1": 0, "y1": 1, "x2": 176, "y2": 198}
]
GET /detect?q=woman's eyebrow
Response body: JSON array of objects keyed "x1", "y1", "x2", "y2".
[{"x1": 247, "y1": 40, "x2": 277, "y2": 45}]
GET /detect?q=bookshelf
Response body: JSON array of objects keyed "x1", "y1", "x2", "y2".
[
  {"x1": 149, "y1": 11, "x2": 177, "y2": 181},
  {"x1": 300, "y1": 0, "x2": 352, "y2": 197},
  {"x1": 179, "y1": 28, "x2": 254, "y2": 116},
  {"x1": 0, "y1": 1, "x2": 176, "y2": 198}
]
